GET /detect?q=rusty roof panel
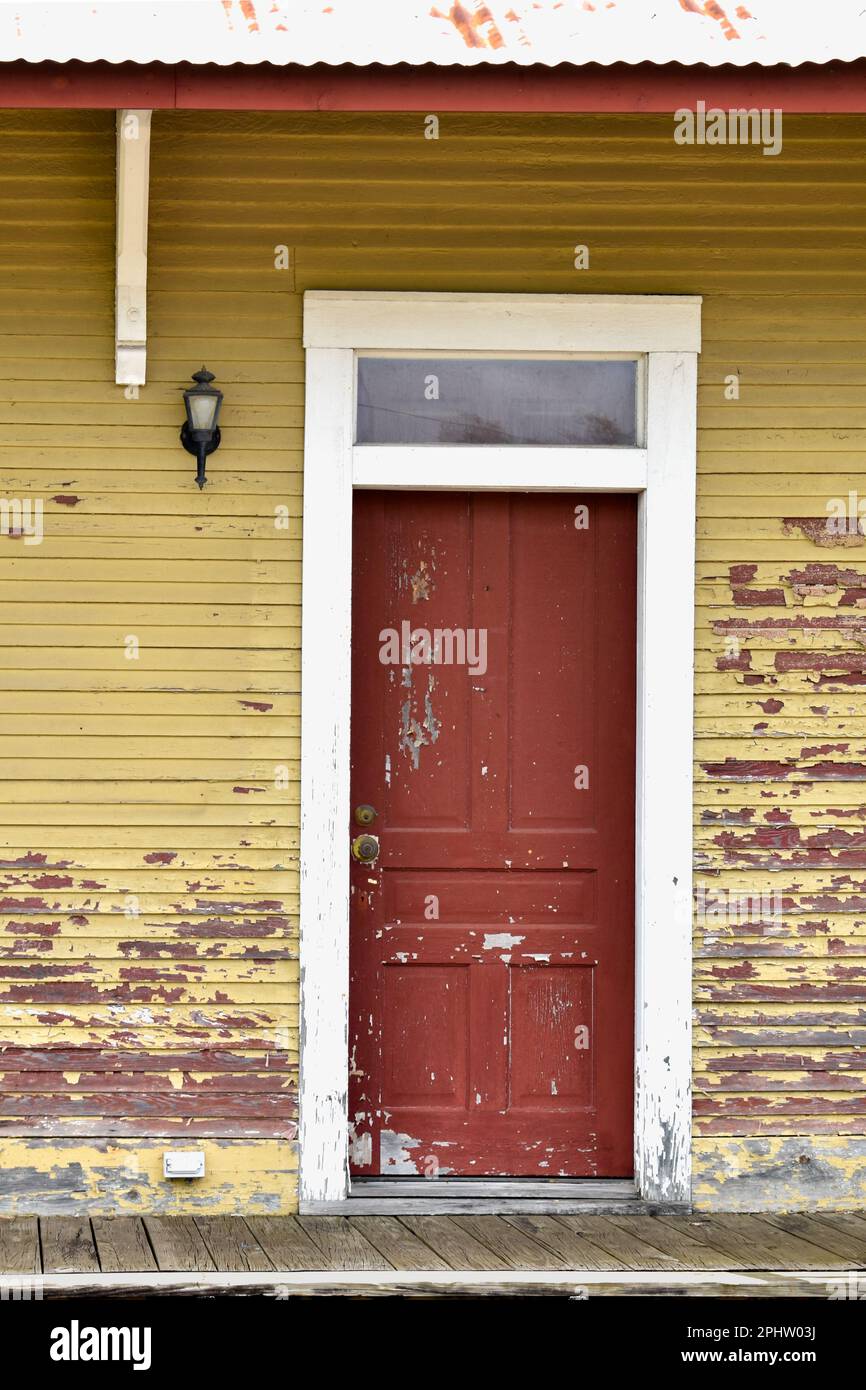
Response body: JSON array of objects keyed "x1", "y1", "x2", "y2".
[{"x1": 0, "y1": 0, "x2": 864, "y2": 68}]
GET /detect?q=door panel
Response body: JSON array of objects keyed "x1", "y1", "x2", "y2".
[{"x1": 349, "y1": 491, "x2": 636, "y2": 1178}]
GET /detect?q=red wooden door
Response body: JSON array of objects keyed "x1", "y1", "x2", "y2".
[{"x1": 349, "y1": 491, "x2": 636, "y2": 1178}]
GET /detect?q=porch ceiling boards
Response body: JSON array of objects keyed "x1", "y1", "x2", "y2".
[{"x1": 2, "y1": 1212, "x2": 866, "y2": 1296}]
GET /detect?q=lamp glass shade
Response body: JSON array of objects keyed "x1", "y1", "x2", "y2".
[
  {"x1": 183, "y1": 368, "x2": 223, "y2": 439},
  {"x1": 187, "y1": 390, "x2": 221, "y2": 432}
]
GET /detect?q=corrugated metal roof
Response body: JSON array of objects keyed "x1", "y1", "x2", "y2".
[{"x1": 0, "y1": 0, "x2": 863, "y2": 69}]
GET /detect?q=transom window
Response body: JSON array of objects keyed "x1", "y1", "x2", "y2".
[{"x1": 356, "y1": 354, "x2": 642, "y2": 447}]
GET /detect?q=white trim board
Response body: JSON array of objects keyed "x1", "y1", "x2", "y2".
[
  {"x1": 4, "y1": 1271, "x2": 837, "y2": 1299},
  {"x1": 304, "y1": 291, "x2": 701, "y2": 353},
  {"x1": 299, "y1": 290, "x2": 700, "y2": 1209},
  {"x1": 114, "y1": 109, "x2": 151, "y2": 386},
  {"x1": 352, "y1": 447, "x2": 648, "y2": 493}
]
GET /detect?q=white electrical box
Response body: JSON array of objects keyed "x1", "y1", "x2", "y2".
[{"x1": 163, "y1": 1150, "x2": 206, "y2": 1179}]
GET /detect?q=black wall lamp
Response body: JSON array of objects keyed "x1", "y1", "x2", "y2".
[{"x1": 180, "y1": 367, "x2": 223, "y2": 489}]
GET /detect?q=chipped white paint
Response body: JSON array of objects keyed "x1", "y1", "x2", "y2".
[
  {"x1": 299, "y1": 290, "x2": 699, "y2": 1208},
  {"x1": 298, "y1": 346, "x2": 355, "y2": 1205},
  {"x1": 348, "y1": 1128, "x2": 372, "y2": 1168},
  {"x1": 483, "y1": 932, "x2": 526, "y2": 950},
  {"x1": 380, "y1": 1130, "x2": 422, "y2": 1174},
  {"x1": 634, "y1": 350, "x2": 696, "y2": 1204}
]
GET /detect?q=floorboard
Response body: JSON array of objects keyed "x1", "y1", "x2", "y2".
[
  {"x1": 501, "y1": 1212, "x2": 630, "y2": 1269},
  {"x1": 40, "y1": 1217, "x2": 99, "y2": 1275},
  {"x1": 399, "y1": 1215, "x2": 511, "y2": 1271},
  {"x1": 557, "y1": 1215, "x2": 686, "y2": 1271},
  {"x1": 194, "y1": 1216, "x2": 273, "y2": 1273},
  {"x1": 92, "y1": 1217, "x2": 157, "y2": 1274},
  {"x1": 652, "y1": 1214, "x2": 845, "y2": 1272},
  {"x1": 605, "y1": 1215, "x2": 739, "y2": 1271},
  {"x1": 345, "y1": 1216, "x2": 452, "y2": 1271},
  {"x1": 762, "y1": 1213, "x2": 866, "y2": 1269},
  {"x1": 450, "y1": 1214, "x2": 571, "y2": 1270},
  {"x1": 3, "y1": 1211, "x2": 866, "y2": 1285},
  {"x1": 811, "y1": 1211, "x2": 866, "y2": 1250},
  {"x1": 143, "y1": 1216, "x2": 215, "y2": 1273},
  {"x1": 296, "y1": 1216, "x2": 392, "y2": 1271},
  {"x1": 244, "y1": 1215, "x2": 332, "y2": 1272},
  {"x1": 0, "y1": 1216, "x2": 39, "y2": 1275},
  {"x1": 729, "y1": 1215, "x2": 854, "y2": 1271}
]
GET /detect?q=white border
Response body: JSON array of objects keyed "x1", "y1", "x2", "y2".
[{"x1": 299, "y1": 291, "x2": 700, "y2": 1207}]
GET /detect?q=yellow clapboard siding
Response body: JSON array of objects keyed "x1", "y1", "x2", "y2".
[
  {"x1": 693, "y1": 940, "x2": 864, "y2": 959},
  {"x1": 0, "y1": 761, "x2": 296, "y2": 780},
  {"x1": 0, "y1": 781, "x2": 296, "y2": 802},
  {"x1": 700, "y1": 475, "x2": 866, "y2": 495},
  {"x1": 0, "y1": 843, "x2": 294, "y2": 862},
  {"x1": 0, "y1": 713, "x2": 294, "y2": 735},
  {"x1": 0, "y1": 981, "x2": 295, "y2": 1002},
  {"x1": 0, "y1": 649, "x2": 297, "y2": 668},
  {"x1": 0, "y1": 517, "x2": 297, "y2": 537},
  {"x1": 0, "y1": 896, "x2": 298, "y2": 915},
  {"x1": 0, "y1": 558, "x2": 297, "y2": 578},
  {"x1": 0, "y1": 628, "x2": 297, "y2": 647},
  {"x1": 0, "y1": 540, "x2": 301, "y2": 558},
  {"x1": 0, "y1": 1029, "x2": 291, "y2": 1047},
  {"x1": 0, "y1": 873, "x2": 294, "y2": 895},
  {"x1": 0, "y1": 694, "x2": 296, "y2": 714},
  {"x1": 0, "y1": 806, "x2": 296, "y2": 826},
  {"x1": 0, "y1": 474, "x2": 300, "y2": 494},
  {"x1": 0, "y1": 584, "x2": 296, "y2": 606},
  {"x1": 696, "y1": 695, "x2": 866, "y2": 716},
  {"x1": 694, "y1": 721, "x2": 866, "y2": 737},
  {"x1": 0, "y1": 942, "x2": 296, "y2": 961},
  {"x1": 5, "y1": 453, "x2": 298, "y2": 472},
  {"x1": 0, "y1": 380, "x2": 305, "y2": 404},
  {"x1": 694, "y1": 961, "x2": 866, "y2": 984},
  {"x1": 0, "y1": 1139, "x2": 296, "y2": 1216},
  {"x1": 0, "y1": 738, "x2": 297, "y2": 758},
  {"x1": 7, "y1": 106, "x2": 866, "y2": 1212},
  {"x1": 0, "y1": 914, "x2": 296, "y2": 935},
  {"x1": 0, "y1": 676, "x2": 298, "y2": 693},
  {"x1": 694, "y1": 784, "x2": 866, "y2": 805}
]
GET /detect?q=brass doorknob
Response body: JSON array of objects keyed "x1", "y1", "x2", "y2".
[
  {"x1": 351, "y1": 834, "x2": 380, "y2": 864},
  {"x1": 354, "y1": 804, "x2": 378, "y2": 827}
]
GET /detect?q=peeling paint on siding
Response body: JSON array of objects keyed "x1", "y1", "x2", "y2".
[{"x1": 6, "y1": 106, "x2": 866, "y2": 1214}]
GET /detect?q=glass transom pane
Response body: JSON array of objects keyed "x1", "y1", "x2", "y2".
[{"x1": 356, "y1": 357, "x2": 638, "y2": 446}]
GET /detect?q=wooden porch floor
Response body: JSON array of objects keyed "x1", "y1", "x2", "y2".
[{"x1": 3, "y1": 1211, "x2": 866, "y2": 1295}]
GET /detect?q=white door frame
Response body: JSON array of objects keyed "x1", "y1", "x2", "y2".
[{"x1": 299, "y1": 291, "x2": 700, "y2": 1209}]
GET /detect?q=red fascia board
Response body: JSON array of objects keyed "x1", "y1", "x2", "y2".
[{"x1": 1, "y1": 59, "x2": 866, "y2": 112}]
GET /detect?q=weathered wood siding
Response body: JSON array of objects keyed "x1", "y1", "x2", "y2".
[
  {"x1": 0, "y1": 110, "x2": 297, "y2": 1213},
  {"x1": 2, "y1": 107, "x2": 865, "y2": 1212}
]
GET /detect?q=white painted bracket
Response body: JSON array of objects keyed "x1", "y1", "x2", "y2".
[{"x1": 115, "y1": 109, "x2": 152, "y2": 386}]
